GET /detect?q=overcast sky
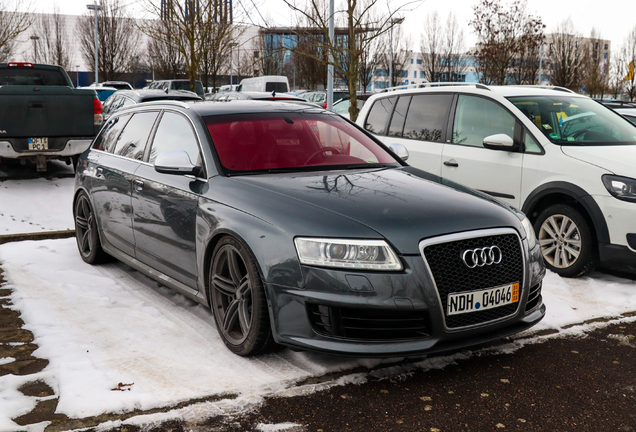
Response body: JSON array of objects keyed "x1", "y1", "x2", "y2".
[{"x1": 33, "y1": 0, "x2": 635, "y2": 50}]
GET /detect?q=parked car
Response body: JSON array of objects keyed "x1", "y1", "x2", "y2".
[
  {"x1": 616, "y1": 108, "x2": 636, "y2": 125},
  {"x1": 0, "y1": 62, "x2": 102, "y2": 170},
  {"x1": 80, "y1": 85, "x2": 117, "y2": 101},
  {"x1": 206, "y1": 91, "x2": 306, "y2": 102},
  {"x1": 357, "y1": 83, "x2": 636, "y2": 277},
  {"x1": 301, "y1": 90, "x2": 350, "y2": 107},
  {"x1": 238, "y1": 75, "x2": 289, "y2": 93},
  {"x1": 74, "y1": 99, "x2": 545, "y2": 357},
  {"x1": 147, "y1": 79, "x2": 205, "y2": 98},
  {"x1": 101, "y1": 89, "x2": 201, "y2": 121},
  {"x1": 332, "y1": 93, "x2": 374, "y2": 120},
  {"x1": 100, "y1": 80, "x2": 133, "y2": 90}
]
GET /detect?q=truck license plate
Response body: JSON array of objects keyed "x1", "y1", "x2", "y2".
[
  {"x1": 447, "y1": 282, "x2": 519, "y2": 316},
  {"x1": 28, "y1": 137, "x2": 48, "y2": 150}
]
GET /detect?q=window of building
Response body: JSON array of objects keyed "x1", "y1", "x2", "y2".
[
  {"x1": 416, "y1": 59, "x2": 422, "y2": 65},
  {"x1": 410, "y1": 59, "x2": 414, "y2": 64}
]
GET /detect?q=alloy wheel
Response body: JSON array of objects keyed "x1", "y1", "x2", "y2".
[
  {"x1": 75, "y1": 194, "x2": 95, "y2": 258},
  {"x1": 538, "y1": 214, "x2": 582, "y2": 269}
]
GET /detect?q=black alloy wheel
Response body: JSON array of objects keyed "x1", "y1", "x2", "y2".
[
  {"x1": 74, "y1": 192, "x2": 108, "y2": 264},
  {"x1": 209, "y1": 236, "x2": 274, "y2": 356},
  {"x1": 534, "y1": 204, "x2": 597, "y2": 278}
]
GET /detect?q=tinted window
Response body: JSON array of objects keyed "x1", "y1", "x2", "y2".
[
  {"x1": 403, "y1": 94, "x2": 453, "y2": 142},
  {"x1": 364, "y1": 97, "x2": 397, "y2": 135},
  {"x1": 93, "y1": 114, "x2": 130, "y2": 153},
  {"x1": 0, "y1": 68, "x2": 68, "y2": 86},
  {"x1": 149, "y1": 112, "x2": 201, "y2": 165},
  {"x1": 265, "y1": 82, "x2": 289, "y2": 93},
  {"x1": 113, "y1": 112, "x2": 159, "y2": 160},
  {"x1": 452, "y1": 95, "x2": 515, "y2": 147},
  {"x1": 388, "y1": 96, "x2": 411, "y2": 137}
]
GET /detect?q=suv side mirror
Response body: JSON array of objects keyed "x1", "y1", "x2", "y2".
[
  {"x1": 483, "y1": 134, "x2": 515, "y2": 151},
  {"x1": 388, "y1": 143, "x2": 409, "y2": 161},
  {"x1": 154, "y1": 150, "x2": 200, "y2": 176}
]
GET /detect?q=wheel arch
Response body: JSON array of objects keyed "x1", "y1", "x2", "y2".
[{"x1": 521, "y1": 181, "x2": 610, "y2": 245}]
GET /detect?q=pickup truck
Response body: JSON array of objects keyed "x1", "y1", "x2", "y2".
[{"x1": 0, "y1": 62, "x2": 103, "y2": 171}]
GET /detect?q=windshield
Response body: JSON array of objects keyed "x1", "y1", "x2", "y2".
[
  {"x1": 205, "y1": 112, "x2": 399, "y2": 173},
  {"x1": 508, "y1": 95, "x2": 636, "y2": 146}
]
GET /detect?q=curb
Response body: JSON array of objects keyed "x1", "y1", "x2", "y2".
[{"x1": 0, "y1": 230, "x2": 75, "y2": 245}]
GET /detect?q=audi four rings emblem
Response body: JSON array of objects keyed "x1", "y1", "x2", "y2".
[{"x1": 462, "y1": 246, "x2": 502, "y2": 268}]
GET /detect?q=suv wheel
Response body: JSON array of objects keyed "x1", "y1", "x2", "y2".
[{"x1": 534, "y1": 204, "x2": 597, "y2": 277}]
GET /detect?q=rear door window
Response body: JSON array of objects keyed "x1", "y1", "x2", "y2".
[
  {"x1": 364, "y1": 96, "x2": 397, "y2": 135},
  {"x1": 93, "y1": 114, "x2": 130, "y2": 153},
  {"x1": 403, "y1": 94, "x2": 453, "y2": 142},
  {"x1": 113, "y1": 112, "x2": 159, "y2": 160}
]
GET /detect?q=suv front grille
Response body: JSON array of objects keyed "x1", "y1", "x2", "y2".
[
  {"x1": 422, "y1": 233, "x2": 524, "y2": 329},
  {"x1": 307, "y1": 304, "x2": 429, "y2": 340}
]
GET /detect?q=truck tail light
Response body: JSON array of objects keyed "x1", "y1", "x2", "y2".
[
  {"x1": 93, "y1": 97, "x2": 103, "y2": 126},
  {"x1": 7, "y1": 62, "x2": 33, "y2": 67}
]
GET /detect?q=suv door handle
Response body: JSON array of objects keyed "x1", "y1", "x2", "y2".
[
  {"x1": 444, "y1": 160, "x2": 459, "y2": 167},
  {"x1": 132, "y1": 179, "x2": 144, "y2": 191}
]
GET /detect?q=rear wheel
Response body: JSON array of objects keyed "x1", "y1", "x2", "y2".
[
  {"x1": 209, "y1": 236, "x2": 275, "y2": 356},
  {"x1": 534, "y1": 204, "x2": 597, "y2": 277},
  {"x1": 74, "y1": 191, "x2": 109, "y2": 264}
]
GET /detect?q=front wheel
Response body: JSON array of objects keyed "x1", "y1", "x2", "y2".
[
  {"x1": 209, "y1": 236, "x2": 275, "y2": 356},
  {"x1": 533, "y1": 204, "x2": 597, "y2": 277}
]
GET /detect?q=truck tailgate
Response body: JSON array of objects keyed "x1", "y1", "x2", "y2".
[{"x1": 0, "y1": 86, "x2": 95, "y2": 137}]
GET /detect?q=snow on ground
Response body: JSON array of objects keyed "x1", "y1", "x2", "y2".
[
  {"x1": 0, "y1": 178, "x2": 75, "y2": 235},
  {"x1": 0, "y1": 239, "x2": 635, "y2": 431}
]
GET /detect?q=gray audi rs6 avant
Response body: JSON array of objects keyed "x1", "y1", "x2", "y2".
[{"x1": 73, "y1": 100, "x2": 546, "y2": 356}]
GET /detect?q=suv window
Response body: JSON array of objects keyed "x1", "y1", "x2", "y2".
[
  {"x1": 149, "y1": 112, "x2": 201, "y2": 165},
  {"x1": 452, "y1": 95, "x2": 515, "y2": 147},
  {"x1": 388, "y1": 96, "x2": 411, "y2": 137},
  {"x1": 364, "y1": 96, "x2": 397, "y2": 135},
  {"x1": 265, "y1": 82, "x2": 288, "y2": 93},
  {"x1": 93, "y1": 114, "x2": 130, "y2": 153},
  {"x1": 403, "y1": 94, "x2": 453, "y2": 142},
  {"x1": 113, "y1": 112, "x2": 159, "y2": 160}
]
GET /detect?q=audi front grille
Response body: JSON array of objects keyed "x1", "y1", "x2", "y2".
[{"x1": 420, "y1": 229, "x2": 524, "y2": 330}]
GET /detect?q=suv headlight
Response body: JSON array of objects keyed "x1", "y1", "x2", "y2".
[
  {"x1": 294, "y1": 238, "x2": 402, "y2": 271},
  {"x1": 602, "y1": 175, "x2": 636, "y2": 203},
  {"x1": 520, "y1": 216, "x2": 537, "y2": 250}
]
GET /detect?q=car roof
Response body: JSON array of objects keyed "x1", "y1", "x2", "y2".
[
  {"x1": 370, "y1": 83, "x2": 588, "y2": 100},
  {"x1": 187, "y1": 100, "x2": 329, "y2": 116},
  {"x1": 616, "y1": 108, "x2": 636, "y2": 116},
  {"x1": 111, "y1": 89, "x2": 202, "y2": 101}
]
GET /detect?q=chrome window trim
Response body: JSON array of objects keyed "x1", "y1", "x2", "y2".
[{"x1": 418, "y1": 227, "x2": 528, "y2": 332}]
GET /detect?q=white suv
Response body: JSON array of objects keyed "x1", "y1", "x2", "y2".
[{"x1": 357, "y1": 84, "x2": 636, "y2": 277}]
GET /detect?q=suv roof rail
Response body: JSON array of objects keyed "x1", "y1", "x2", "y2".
[
  {"x1": 506, "y1": 85, "x2": 576, "y2": 94},
  {"x1": 136, "y1": 100, "x2": 194, "y2": 109},
  {"x1": 381, "y1": 82, "x2": 491, "y2": 92}
]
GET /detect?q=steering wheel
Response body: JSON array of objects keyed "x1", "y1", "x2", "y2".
[{"x1": 305, "y1": 146, "x2": 342, "y2": 165}]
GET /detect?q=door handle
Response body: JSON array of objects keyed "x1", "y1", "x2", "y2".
[
  {"x1": 444, "y1": 160, "x2": 459, "y2": 167},
  {"x1": 95, "y1": 167, "x2": 103, "y2": 177},
  {"x1": 133, "y1": 179, "x2": 144, "y2": 191}
]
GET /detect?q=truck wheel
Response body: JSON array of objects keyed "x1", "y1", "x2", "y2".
[{"x1": 533, "y1": 204, "x2": 597, "y2": 277}]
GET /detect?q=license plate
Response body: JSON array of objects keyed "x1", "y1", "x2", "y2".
[
  {"x1": 28, "y1": 137, "x2": 48, "y2": 150},
  {"x1": 447, "y1": 282, "x2": 519, "y2": 316}
]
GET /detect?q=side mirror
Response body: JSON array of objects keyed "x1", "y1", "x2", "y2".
[
  {"x1": 388, "y1": 142, "x2": 409, "y2": 161},
  {"x1": 483, "y1": 134, "x2": 515, "y2": 151},
  {"x1": 154, "y1": 150, "x2": 200, "y2": 175}
]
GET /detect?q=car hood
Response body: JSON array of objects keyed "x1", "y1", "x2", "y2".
[
  {"x1": 560, "y1": 144, "x2": 636, "y2": 176},
  {"x1": 226, "y1": 167, "x2": 522, "y2": 254}
]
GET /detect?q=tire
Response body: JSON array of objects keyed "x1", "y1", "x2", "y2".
[
  {"x1": 74, "y1": 191, "x2": 109, "y2": 264},
  {"x1": 209, "y1": 236, "x2": 275, "y2": 356},
  {"x1": 533, "y1": 204, "x2": 597, "y2": 277}
]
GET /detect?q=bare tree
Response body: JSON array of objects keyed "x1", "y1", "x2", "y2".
[
  {"x1": 289, "y1": 29, "x2": 329, "y2": 90},
  {"x1": 0, "y1": 0, "x2": 33, "y2": 62},
  {"x1": 34, "y1": 5, "x2": 72, "y2": 71},
  {"x1": 358, "y1": 34, "x2": 381, "y2": 91},
  {"x1": 282, "y1": 0, "x2": 421, "y2": 121},
  {"x1": 442, "y1": 12, "x2": 468, "y2": 82},
  {"x1": 548, "y1": 19, "x2": 589, "y2": 90},
  {"x1": 200, "y1": 25, "x2": 240, "y2": 92},
  {"x1": 146, "y1": 20, "x2": 184, "y2": 81},
  {"x1": 141, "y1": 0, "x2": 236, "y2": 93},
  {"x1": 469, "y1": 0, "x2": 544, "y2": 85},
  {"x1": 623, "y1": 26, "x2": 636, "y2": 100},
  {"x1": 377, "y1": 25, "x2": 412, "y2": 87},
  {"x1": 254, "y1": 31, "x2": 286, "y2": 77},
  {"x1": 76, "y1": 0, "x2": 141, "y2": 83},
  {"x1": 420, "y1": 11, "x2": 442, "y2": 82},
  {"x1": 583, "y1": 29, "x2": 608, "y2": 98}
]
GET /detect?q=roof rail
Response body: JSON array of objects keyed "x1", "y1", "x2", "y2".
[
  {"x1": 381, "y1": 82, "x2": 491, "y2": 92},
  {"x1": 506, "y1": 85, "x2": 576, "y2": 94},
  {"x1": 136, "y1": 100, "x2": 194, "y2": 109}
]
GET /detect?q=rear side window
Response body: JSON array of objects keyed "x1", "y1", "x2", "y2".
[
  {"x1": 364, "y1": 96, "x2": 397, "y2": 135},
  {"x1": 148, "y1": 112, "x2": 201, "y2": 166},
  {"x1": 113, "y1": 112, "x2": 159, "y2": 160},
  {"x1": 452, "y1": 95, "x2": 515, "y2": 147},
  {"x1": 388, "y1": 96, "x2": 411, "y2": 137},
  {"x1": 265, "y1": 82, "x2": 289, "y2": 93},
  {"x1": 93, "y1": 114, "x2": 130, "y2": 153},
  {"x1": 403, "y1": 94, "x2": 453, "y2": 142}
]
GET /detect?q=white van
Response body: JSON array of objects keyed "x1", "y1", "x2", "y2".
[{"x1": 238, "y1": 76, "x2": 290, "y2": 93}]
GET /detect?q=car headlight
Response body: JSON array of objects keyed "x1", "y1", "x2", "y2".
[
  {"x1": 520, "y1": 216, "x2": 537, "y2": 250},
  {"x1": 602, "y1": 175, "x2": 636, "y2": 203},
  {"x1": 294, "y1": 238, "x2": 403, "y2": 271}
]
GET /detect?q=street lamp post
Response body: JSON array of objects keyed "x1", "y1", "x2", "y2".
[
  {"x1": 229, "y1": 42, "x2": 238, "y2": 87},
  {"x1": 30, "y1": 35, "x2": 39, "y2": 63},
  {"x1": 86, "y1": 3, "x2": 104, "y2": 85},
  {"x1": 388, "y1": 17, "x2": 404, "y2": 88}
]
